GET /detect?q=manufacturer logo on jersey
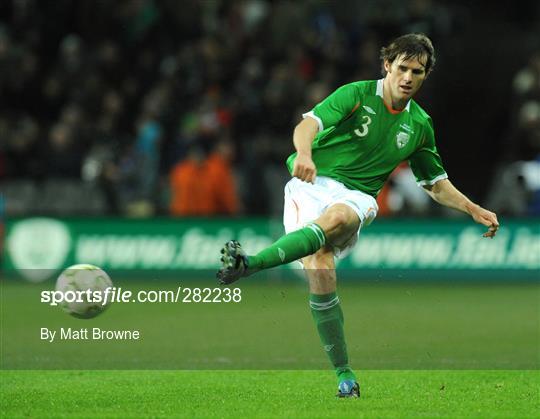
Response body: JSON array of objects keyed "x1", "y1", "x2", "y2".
[
  {"x1": 396, "y1": 131, "x2": 410, "y2": 149},
  {"x1": 278, "y1": 248, "x2": 286, "y2": 262},
  {"x1": 362, "y1": 105, "x2": 376, "y2": 115}
]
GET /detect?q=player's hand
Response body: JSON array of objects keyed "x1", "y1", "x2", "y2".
[
  {"x1": 292, "y1": 153, "x2": 317, "y2": 183},
  {"x1": 470, "y1": 205, "x2": 499, "y2": 238}
]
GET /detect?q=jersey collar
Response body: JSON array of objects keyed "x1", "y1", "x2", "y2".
[{"x1": 377, "y1": 78, "x2": 411, "y2": 113}]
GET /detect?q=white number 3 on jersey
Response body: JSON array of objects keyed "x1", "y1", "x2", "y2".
[{"x1": 354, "y1": 115, "x2": 371, "y2": 137}]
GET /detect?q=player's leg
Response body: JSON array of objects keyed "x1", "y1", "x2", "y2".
[
  {"x1": 304, "y1": 243, "x2": 359, "y2": 398},
  {"x1": 312, "y1": 203, "x2": 360, "y2": 248},
  {"x1": 217, "y1": 203, "x2": 359, "y2": 284},
  {"x1": 217, "y1": 222, "x2": 325, "y2": 284},
  {"x1": 248, "y1": 203, "x2": 360, "y2": 268}
]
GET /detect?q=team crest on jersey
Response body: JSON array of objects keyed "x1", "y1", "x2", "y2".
[{"x1": 396, "y1": 131, "x2": 410, "y2": 149}]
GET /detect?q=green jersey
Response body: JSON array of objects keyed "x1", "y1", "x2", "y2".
[{"x1": 286, "y1": 79, "x2": 447, "y2": 197}]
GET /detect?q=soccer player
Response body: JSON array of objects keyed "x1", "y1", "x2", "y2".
[{"x1": 217, "y1": 33, "x2": 499, "y2": 398}]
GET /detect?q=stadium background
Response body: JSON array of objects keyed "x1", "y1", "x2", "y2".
[
  {"x1": 1, "y1": 1, "x2": 539, "y2": 418},
  {"x1": 1, "y1": 0, "x2": 539, "y2": 274},
  {"x1": 1, "y1": 0, "x2": 540, "y2": 218}
]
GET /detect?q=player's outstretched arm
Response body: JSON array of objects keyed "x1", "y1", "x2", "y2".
[
  {"x1": 423, "y1": 179, "x2": 499, "y2": 238},
  {"x1": 292, "y1": 117, "x2": 319, "y2": 183}
]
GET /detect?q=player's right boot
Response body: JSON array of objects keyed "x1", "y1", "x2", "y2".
[
  {"x1": 336, "y1": 380, "x2": 360, "y2": 398},
  {"x1": 217, "y1": 240, "x2": 249, "y2": 285}
]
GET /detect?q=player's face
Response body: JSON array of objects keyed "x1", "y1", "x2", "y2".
[{"x1": 384, "y1": 54, "x2": 427, "y2": 107}]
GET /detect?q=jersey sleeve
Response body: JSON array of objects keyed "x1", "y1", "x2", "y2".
[
  {"x1": 408, "y1": 118, "x2": 448, "y2": 186},
  {"x1": 302, "y1": 84, "x2": 360, "y2": 132}
]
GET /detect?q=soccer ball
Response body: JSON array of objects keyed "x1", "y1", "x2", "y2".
[{"x1": 55, "y1": 264, "x2": 113, "y2": 319}]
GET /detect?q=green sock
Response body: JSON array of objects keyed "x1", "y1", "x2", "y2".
[
  {"x1": 247, "y1": 223, "x2": 326, "y2": 270},
  {"x1": 310, "y1": 292, "x2": 356, "y2": 383}
]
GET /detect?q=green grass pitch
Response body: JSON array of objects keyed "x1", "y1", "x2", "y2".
[
  {"x1": 2, "y1": 370, "x2": 539, "y2": 418},
  {"x1": 1, "y1": 279, "x2": 539, "y2": 417}
]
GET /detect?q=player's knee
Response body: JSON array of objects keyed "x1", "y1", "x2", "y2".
[{"x1": 324, "y1": 209, "x2": 350, "y2": 233}]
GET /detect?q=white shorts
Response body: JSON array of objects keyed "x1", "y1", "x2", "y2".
[{"x1": 283, "y1": 176, "x2": 378, "y2": 258}]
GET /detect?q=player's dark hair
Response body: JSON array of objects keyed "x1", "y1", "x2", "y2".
[{"x1": 380, "y1": 33, "x2": 435, "y2": 76}]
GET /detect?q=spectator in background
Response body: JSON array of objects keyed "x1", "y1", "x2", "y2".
[
  {"x1": 205, "y1": 138, "x2": 240, "y2": 215},
  {"x1": 122, "y1": 111, "x2": 162, "y2": 217},
  {"x1": 4, "y1": 115, "x2": 41, "y2": 178},
  {"x1": 0, "y1": 26, "x2": 17, "y2": 96},
  {"x1": 170, "y1": 143, "x2": 207, "y2": 216},
  {"x1": 46, "y1": 122, "x2": 84, "y2": 178},
  {"x1": 513, "y1": 51, "x2": 540, "y2": 102},
  {"x1": 487, "y1": 51, "x2": 540, "y2": 216},
  {"x1": 376, "y1": 162, "x2": 432, "y2": 216},
  {"x1": 96, "y1": 89, "x2": 126, "y2": 138},
  {"x1": 169, "y1": 139, "x2": 239, "y2": 216},
  {"x1": 42, "y1": 34, "x2": 88, "y2": 117},
  {"x1": 0, "y1": 117, "x2": 8, "y2": 178}
]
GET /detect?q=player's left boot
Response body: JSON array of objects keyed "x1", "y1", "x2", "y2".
[
  {"x1": 217, "y1": 240, "x2": 249, "y2": 285},
  {"x1": 336, "y1": 380, "x2": 360, "y2": 398}
]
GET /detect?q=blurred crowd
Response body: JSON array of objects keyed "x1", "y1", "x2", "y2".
[
  {"x1": 486, "y1": 51, "x2": 540, "y2": 216},
  {"x1": 0, "y1": 0, "x2": 538, "y2": 217}
]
